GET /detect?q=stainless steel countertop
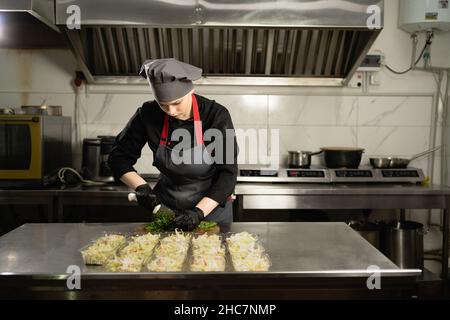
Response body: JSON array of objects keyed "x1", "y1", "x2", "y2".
[
  {"x1": 1, "y1": 183, "x2": 450, "y2": 197},
  {"x1": 0, "y1": 222, "x2": 420, "y2": 279},
  {"x1": 234, "y1": 183, "x2": 450, "y2": 195}
]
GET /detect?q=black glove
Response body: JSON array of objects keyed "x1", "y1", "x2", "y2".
[
  {"x1": 135, "y1": 183, "x2": 160, "y2": 212},
  {"x1": 173, "y1": 207, "x2": 205, "y2": 231}
]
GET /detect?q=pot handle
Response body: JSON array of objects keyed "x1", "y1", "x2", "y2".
[{"x1": 310, "y1": 150, "x2": 323, "y2": 156}]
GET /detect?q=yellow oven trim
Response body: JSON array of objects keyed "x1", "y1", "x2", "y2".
[{"x1": 0, "y1": 117, "x2": 42, "y2": 179}]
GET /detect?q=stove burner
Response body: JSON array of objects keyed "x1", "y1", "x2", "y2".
[
  {"x1": 237, "y1": 167, "x2": 424, "y2": 183},
  {"x1": 240, "y1": 169, "x2": 278, "y2": 177},
  {"x1": 287, "y1": 170, "x2": 325, "y2": 178},
  {"x1": 335, "y1": 170, "x2": 373, "y2": 178},
  {"x1": 381, "y1": 170, "x2": 420, "y2": 178}
]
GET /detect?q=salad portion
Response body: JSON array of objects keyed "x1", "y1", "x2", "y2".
[
  {"x1": 147, "y1": 231, "x2": 191, "y2": 272},
  {"x1": 190, "y1": 234, "x2": 226, "y2": 272},
  {"x1": 106, "y1": 233, "x2": 160, "y2": 272},
  {"x1": 80, "y1": 234, "x2": 126, "y2": 265},
  {"x1": 226, "y1": 232, "x2": 270, "y2": 271}
]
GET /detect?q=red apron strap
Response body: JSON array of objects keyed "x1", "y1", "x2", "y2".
[
  {"x1": 159, "y1": 94, "x2": 203, "y2": 146},
  {"x1": 159, "y1": 113, "x2": 169, "y2": 146},
  {"x1": 192, "y1": 95, "x2": 203, "y2": 146}
]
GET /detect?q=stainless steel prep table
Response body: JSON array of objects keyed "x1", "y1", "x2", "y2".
[
  {"x1": 0, "y1": 183, "x2": 449, "y2": 289},
  {"x1": 234, "y1": 183, "x2": 450, "y2": 287},
  {"x1": 0, "y1": 222, "x2": 420, "y2": 299}
]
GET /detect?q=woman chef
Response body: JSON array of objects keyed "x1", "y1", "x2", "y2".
[{"x1": 108, "y1": 58, "x2": 238, "y2": 231}]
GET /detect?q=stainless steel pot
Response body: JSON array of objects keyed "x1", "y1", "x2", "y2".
[
  {"x1": 288, "y1": 150, "x2": 321, "y2": 168},
  {"x1": 383, "y1": 220, "x2": 424, "y2": 269},
  {"x1": 320, "y1": 147, "x2": 365, "y2": 169},
  {"x1": 348, "y1": 221, "x2": 381, "y2": 250}
]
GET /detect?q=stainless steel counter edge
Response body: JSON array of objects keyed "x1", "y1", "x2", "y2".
[
  {"x1": 1, "y1": 183, "x2": 450, "y2": 196},
  {"x1": 234, "y1": 183, "x2": 450, "y2": 195},
  {"x1": 0, "y1": 269, "x2": 422, "y2": 280}
]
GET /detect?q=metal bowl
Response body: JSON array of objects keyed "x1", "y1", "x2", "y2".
[{"x1": 369, "y1": 157, "x2": 392, "y2": 169}]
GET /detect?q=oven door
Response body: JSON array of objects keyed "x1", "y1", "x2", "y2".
[{"x1": 0, "y1": 116, "x2": 42, "y2": 180}]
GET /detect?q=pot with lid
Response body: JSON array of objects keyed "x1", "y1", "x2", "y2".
[{"x1": 320, "y1": 147, "x2": 365, "y2": 169}]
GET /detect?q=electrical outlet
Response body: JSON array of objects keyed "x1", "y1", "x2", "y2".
[{"x1": 347, "y1": 71, "x2": 364, "y2": 88}]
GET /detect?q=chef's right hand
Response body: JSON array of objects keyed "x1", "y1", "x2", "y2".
[{"x1": 135, "y1": 183, "x2": 160, "y2": 212}]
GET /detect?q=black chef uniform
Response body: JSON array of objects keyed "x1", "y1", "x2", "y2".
[{"x1": 108, "y1": 59, "x2": 238, "y2": 224}]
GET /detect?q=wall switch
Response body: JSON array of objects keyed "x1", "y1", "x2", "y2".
[{"x1": 369, "y1": 73, "x2": 381, "y2": 86}]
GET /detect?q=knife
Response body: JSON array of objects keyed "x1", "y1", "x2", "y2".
[{"x1": 127, "y1": 192, "x2": 164, "y2": 214}]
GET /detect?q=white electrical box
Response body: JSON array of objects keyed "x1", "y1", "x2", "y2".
[
  {"x1": 347, "y1": 71, "x2": 364, "y2": 88},
  {"x1": 399, "y1": 0, "x2": 450, "y2": 33}
]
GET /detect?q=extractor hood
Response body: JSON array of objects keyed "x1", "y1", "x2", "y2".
[
  {"x1": 53, "y1": 0, "x2": 384, "y2": 86},
  {"x1": 0, "y1": 0, "x2": 66, "y2": 48}
]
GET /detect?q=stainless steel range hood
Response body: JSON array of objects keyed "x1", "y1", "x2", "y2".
[
  {"x1": 0, "y1": 0, "x2": 66, "y2": 48},
  {"x1": 54, "y1": 0, "x2": 384, "y2": 86}
]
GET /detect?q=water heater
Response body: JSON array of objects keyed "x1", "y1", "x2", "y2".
[{"x1": 399, "y1": 0, "x2": 450, "y2": 33}]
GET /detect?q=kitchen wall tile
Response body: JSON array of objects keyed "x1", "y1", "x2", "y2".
[
  {"x1": 358, "y1": 126, "x2": 431, "y2": 156},
  {"x1": 268, "y1": 96, "x2": 358, "y2": 126},
  {"x1": 87, "y1": 93, "x2": 152, "y2": 124},
  {"x1": 0, "y1": 49, "x2": 77, "y2": 93},
  {"x1": 85, "y1": 124, "x2": 126, "y2": 139},
  {"x1": 235, "y1": 124, "x2": 271, "y2": 166},
  {"x1": 206, "y1": 95, "x2": 269, "y2": 126},
  {"x1": 270, "y1": 125, "x2": 358, "y2": 155},
  {"x1": 358, "y1": 96, "x2": 433, "y2": 126}
]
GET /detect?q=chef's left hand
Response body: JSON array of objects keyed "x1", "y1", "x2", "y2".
[{"x1": 173, "y1": 207, "x2": 205, "y2": 231}]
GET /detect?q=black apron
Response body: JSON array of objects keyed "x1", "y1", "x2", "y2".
[{"x1": 152, "y1": 95, "x2": 233, "y2": 224}]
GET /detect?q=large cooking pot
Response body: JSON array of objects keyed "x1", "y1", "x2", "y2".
[
  {"x1": 288, "y1": 150, "x2": 321, "y2": 168},
  {"x1": 320, "y1": 147, "x2": 365, "y2": 169},
  {"x1": 348, "y1": 220, "x2": 382, "y2": 250},
  {"x1": 383, "y1": 220, "x2": 424, "y2": 269}
]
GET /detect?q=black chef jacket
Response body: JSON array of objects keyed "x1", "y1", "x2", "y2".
[{"x1": 108, "y1": 94, "x2": 238, "y2": 206}]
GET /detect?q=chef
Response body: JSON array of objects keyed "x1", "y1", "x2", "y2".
[{"x1": 108, "y1": 58, "x2": 238, "y2": 230}]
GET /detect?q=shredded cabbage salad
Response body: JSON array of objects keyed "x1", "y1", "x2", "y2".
[
  {"x1": 81, "y1": 234, "x2": 126, "y2": 265},
  {"x1": 147, "y1": 230, "x2": 191, "y2": 272},
  {"x1": 82, "y1": 231, "x2": 270, "y2": 272},
  {"x1": 190, "y1": 234, "x2": 225, "y2": 272},
  {"x1": 226, "y1": 232, "x2": 270, "y2": 271},
  {"x1": 107, "y1": 233, "x2": 160, "y2": 272}
]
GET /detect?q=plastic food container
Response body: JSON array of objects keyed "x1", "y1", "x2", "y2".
[
  {"x1": 106, "y1": 233, "x2": 160, "y2": 272},
  {"x1": 225, "y1": 232, "x2": 271, "y2": 272},
  {"x1": 190, "y1": 234, "x2": 226, "y2": 272},
  {"x1": 80, "y1": 233, "x2": 127, "y2": 265},
  {"x1": 146, "y1": 232, "x2": 191, "y2": 272},
  {"x1": 230, "y1": 252, "x2": 272, "y2": 272}
]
